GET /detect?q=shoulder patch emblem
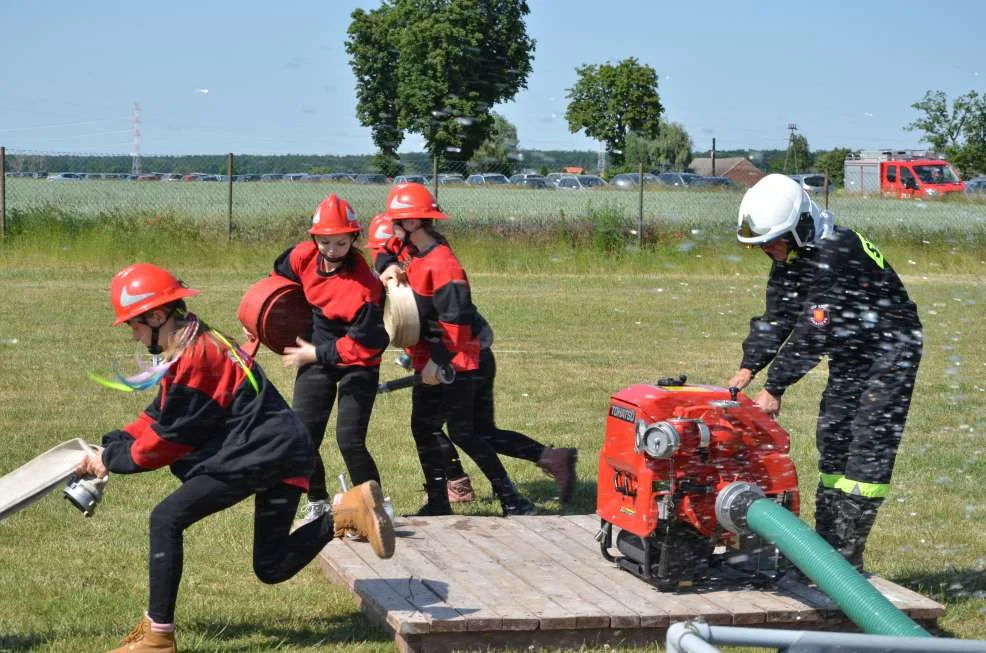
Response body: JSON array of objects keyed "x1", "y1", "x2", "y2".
[{"x1": 808, "y1": 304, "x2": 830, "y2": 328}]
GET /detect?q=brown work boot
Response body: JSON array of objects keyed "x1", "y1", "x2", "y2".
[
  {"x1": 106, "y1": 616, "x2": 176, "y2": 653},
  {"x1": 537, "y1": 447, "x2": 578, "y2": 505},
  {"x1": 332, "y1": 481, "x2": 395, "y2": 558},
  {"x1": 447, "y1": 475, "x2": 475, "y2": 503}
]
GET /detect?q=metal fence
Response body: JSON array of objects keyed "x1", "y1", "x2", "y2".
[{"x1": 2, "y1": 147, "x2": 984, "y2": 242}]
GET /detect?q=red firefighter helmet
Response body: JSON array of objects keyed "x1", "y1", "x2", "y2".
[
  {"x1": 383, "y1": 183, "x2": 448, "y2": 221},
  {"x1": 309, "y1": 194, "x2": 360, "y2": 236},
  {"x1": 366, "y1": 213, "x2": 395, "y2": 253},
  {"x1": 110, "y1": 263, "x2": 200, "y2": 326}
]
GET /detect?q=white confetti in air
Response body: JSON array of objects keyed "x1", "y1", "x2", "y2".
[{"x1": 194, "y1": 88, "x2": 209, "y2": 94}]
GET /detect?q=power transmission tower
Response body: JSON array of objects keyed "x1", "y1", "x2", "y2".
[
  {"x1": 131, "y1": 102, "x2": 142, "y2": 176},
  {"x1": 783, "y1": 123, "x2": 799, "y2": 173}
]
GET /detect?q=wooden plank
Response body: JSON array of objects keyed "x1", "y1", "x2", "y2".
[
  {"x1": 509, "y1": 515, "x2": 663, "y2": 628},
  {"x1": 406, "y1": 516, "x2": 542, "y2": 630},
  {"x1": 866, "y1": 576, "x2": 945, "y2": 620},
  {"x1": 341, "y1": 532, "x2": 469, "y2": 633},
  {"x1": 462, "y1": 516, "x2": 614, "y2": 629},
  {"x1": 317, "y1": 541, "x2": 431, "y2": 635},
  {"x1": 545, "y1": 516, "x2": 733, "y2": 625},
  {"x1": 410, "y1": 516, "x2": 578, "y2": 630},
  {"x1": 562, "y1": 515, "x2": 829, "y2": 625},
  {"x1": 392, "y1": 520, "x2": 521, "y2": 631},
  {"x1": 501, "y1": 516, "x2": 649, "y2": 628}
]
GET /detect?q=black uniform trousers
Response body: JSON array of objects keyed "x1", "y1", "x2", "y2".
[
  {"x1": 148, "y1": 475, "x2": 333, "y2": 623},
  {"x1": 437, "y1": 347, "x2": 545, "y2": 478},
  {"x1": 292, "y1": 363, "x2": 380, "y2": 500},
  {"x1": 815, "y1": 326, "x2": 923, "y2": 486},
  {"x1": 411, "y1": 369, "x2": 515, "y2": 497}
]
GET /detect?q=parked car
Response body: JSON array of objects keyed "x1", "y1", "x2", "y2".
[
  {"x1": 964, "y1": 176, "x2": 986, "y2": 196},
  {"x1": 283, "y1": 173, "x2": 311, "y2": 182},
  {"x1": 555, "y1": 174, "x2": 608, "y2": 190},
  {"x1": 47, "y1": 172, "x2": 84, "y2": 181},
  {"x1": 609, "y1": 172, "x2": 661, "y2": 189},
  {"x1": 260, "y1": 173, "x2": 284, "y2": 181},
  {"x1": 394, "y1": 174, "x2": 429, "y2": 185},
  {"x1": 690, "y1": 176, "x2": 738, "y2": 190},
  {"x1": 509, "y1": 173, "x2": 547, "y2": 188},
  {"x1": 789, "y1": 173, "x2": 832, "y2": 195},
  {"x1": 465, "y1": 173, "x2": 509, "y2": 185},
  {"x1": 655, "y1": 171, "x2": 701, "y2": 187},
  {"x1": 355, "y1": 173, "x2": 388, "y2": 184},
  {"x1": 436, "y1": 173, "x2": 465, "y2": 185}
]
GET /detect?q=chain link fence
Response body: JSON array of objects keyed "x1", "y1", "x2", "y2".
[{"x1": 2, "y1": 147, "x2": 984, "y2": 243}]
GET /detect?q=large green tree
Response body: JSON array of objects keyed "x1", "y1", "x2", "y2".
[
  {"x1": 906, "y1": 89, "x2": 986, "y2": 176},
  {"x1": 783, "y1": 133, "x2": 812, "y2": 173},
  {"x1": 347, "y1": 4, "x2": 403, "y2": 174},
  {"x1": 469, "y1": 113, "x2": 519, "y2": 173},
  {"x1": 618, "y1": 121, "x2": 692, "y2": 173},
  {"x1": 346, "y1": 0, "x2": 534, "y2": 171},
  {"x1": 814, "y1": 147, "x2": 852, "y2": 187},
  {"x1": 565, "y1": 58, "x2": 663, "y2": 167}
]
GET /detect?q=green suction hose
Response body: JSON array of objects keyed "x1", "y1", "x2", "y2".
[{"x1": 716, "y1": 481, "x2": 929, "y2": 637}]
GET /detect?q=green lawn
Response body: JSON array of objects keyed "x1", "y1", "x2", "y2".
[{"x1": 0, "y1": 234, "x2": 984, "y2": 651}]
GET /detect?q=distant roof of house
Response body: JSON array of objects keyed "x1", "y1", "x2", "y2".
[{"x1": 688, "y1": 157, "x2": 752, "y2": 176}]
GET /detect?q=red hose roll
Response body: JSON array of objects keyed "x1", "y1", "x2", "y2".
[{"x1": 237, "y1": 276, "x2": 312, "y2": 355}]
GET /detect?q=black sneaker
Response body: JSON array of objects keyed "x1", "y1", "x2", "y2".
[{"x1": 500, "y1": 494, "x2": 536, "y2": 516}]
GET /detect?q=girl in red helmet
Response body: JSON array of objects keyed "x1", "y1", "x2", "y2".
[
  {"x1": 375, "y1": 183, "x2": 536, "y2": 516},
  {"x1": 269, "y1": 194, "x2": 390, "y2": 520},
  {"x1": 369, "y1": 210, "x2": 578, "y2": 507},
  {"x1": 76, "y1": 263, "x2": 394, "y2": 653}
]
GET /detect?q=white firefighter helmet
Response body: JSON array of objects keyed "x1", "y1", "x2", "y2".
[{"x1": 737, "y1": 173, "x2": 833, "y2": 247}]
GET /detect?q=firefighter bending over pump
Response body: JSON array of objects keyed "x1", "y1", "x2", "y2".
[{"x1": 728, "y1": 174, "x2": 923, "y2": 571}]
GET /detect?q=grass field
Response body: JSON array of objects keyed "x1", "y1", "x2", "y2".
[{"x1": 1, "y1": 221, "x2": 985, "y2": 651}]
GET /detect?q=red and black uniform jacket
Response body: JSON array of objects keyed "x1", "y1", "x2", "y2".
[
  {"x1": 100, "y1": 331, "x2": 314, "y2": 488},
  {"x1": 273, "y1": 241, "x2": 388, "y2": 368},
  {"x1": 374, "y1": 238, "x2": 484, "y2": 373},
  {"x1": 740, "y1": 226, "x2": 921, "y2": 397}
]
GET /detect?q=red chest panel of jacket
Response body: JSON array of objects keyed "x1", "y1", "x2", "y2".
[{"x1": 289, "y1": 241, "x2": 382, "y2": 321}]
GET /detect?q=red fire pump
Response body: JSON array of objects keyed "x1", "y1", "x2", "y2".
[{"x1": 596, "y1": 375, "x2": 800, "y2": 589}]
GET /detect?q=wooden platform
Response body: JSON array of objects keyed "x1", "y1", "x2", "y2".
[{"x1": 317, "y1": 514, "x2": 943, "y2": 653}]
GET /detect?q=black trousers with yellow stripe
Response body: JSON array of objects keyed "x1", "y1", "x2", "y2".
[{"x1": 815, "y1": 326, "x2": 922, "y2": 492}]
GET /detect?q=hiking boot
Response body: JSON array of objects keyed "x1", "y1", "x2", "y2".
[
  {"x1": 106, "y1": 616, "x2": 176, "y2": 653},
  {"x1": 302, "y1": 499, "x2": 330, "y2": 522},
  {"x1": 537, "y1": 447, "x2": 578, "y2": 505},
  {"x1": 332, "y1": 481, "x2": 395, "y2": 559},
  {"x1": 447, "y1": 475, "x2": 475, "y2": 503}
]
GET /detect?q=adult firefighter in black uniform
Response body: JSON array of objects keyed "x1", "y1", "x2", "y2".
[{"x1": 727, "y1": 174, "x2": 923, "y2": 571}]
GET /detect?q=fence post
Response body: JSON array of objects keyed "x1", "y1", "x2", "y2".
[
  {"x1": 824, "y1": 173, "x2": 829, "y2": 209},
  {"x1": 0, "y1": 146, "x2": 5, "y2": 241},
  {"x1": 432, "y1": 154, "x2": 439, "y2": 202},
  {"x1": 226, "y1": 153, "x2": 234, "y2": 241},
  {"x1": 637, "y1": 161, "x2": 644, "y2": 248}
]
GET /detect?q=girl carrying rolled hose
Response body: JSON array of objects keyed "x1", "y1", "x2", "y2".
[
  {"x1": 271, "y1": 194, "x2": 391, "y2": 520},
  {"x1": 374, "y1": 183, "x2": 538, "y2": 516},
  {"x1": 368, "y1": 212, "x2": 577, "y2": 507},
  {"x1": 79, "y1": 263, "x2": 393, "y2": 653}
]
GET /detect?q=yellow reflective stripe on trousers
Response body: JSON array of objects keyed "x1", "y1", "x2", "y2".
[
  {"x1": 834, "y1": 477, "x2": 890, "y2": 498},
  {"x1": 819, "y1": 473, "x2": 842, "y2": 488}
]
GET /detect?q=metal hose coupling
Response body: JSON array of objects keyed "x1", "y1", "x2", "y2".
[
  {"x1": 64, "y1": 475, "x2": 108, "y2": 518},
  {"x1": 715, "y1": 481, "x2": 766, "y2": 534}
]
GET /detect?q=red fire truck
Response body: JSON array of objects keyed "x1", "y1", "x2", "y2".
[{"x1": 844, "y1": 150, "x2": 965, "y2": 199}]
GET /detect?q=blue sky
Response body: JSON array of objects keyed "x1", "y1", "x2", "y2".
[{"x1": 2, "y1": 0, "x2": 984, "y2": 157}]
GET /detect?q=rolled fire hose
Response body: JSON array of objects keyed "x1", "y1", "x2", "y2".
[{"x1": 716, "y1": 482, "x2": 930, "y2": 638}]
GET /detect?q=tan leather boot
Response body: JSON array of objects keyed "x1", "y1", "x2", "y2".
[
  {"x1": 105, "y1": 616, "x2": 177, "y2": 653},
  {"x1": 332, "y1": 481, "x2": 395, "y2": 558}
]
